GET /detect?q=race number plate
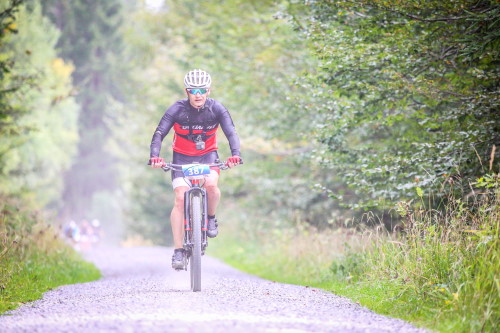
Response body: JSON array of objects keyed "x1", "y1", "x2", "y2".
[{"x1": 182, "y1": 164, "x2": 211, "y2": 178}]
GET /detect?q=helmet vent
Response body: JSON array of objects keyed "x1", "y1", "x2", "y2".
[{"x1": 184, "y1": 69, "x2": 212, "y2": 88}]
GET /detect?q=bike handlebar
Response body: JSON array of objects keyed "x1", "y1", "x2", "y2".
[
  {"x1": 148, "y1": 158, "x2": 243, "y2": 172},
  {"x1": 161, "y1": 161, "x2": 229, "y2": 172}
]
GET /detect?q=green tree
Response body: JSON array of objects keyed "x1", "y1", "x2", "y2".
[
  {"x1": 286, "y1": 0, "x2": 500, "y2": 209},
  {"x1": 0, "y1": 0, "x2": 26, "y2": 176},
  {"x1": 1, "y1": 1, "x2": 79, "y2": 210},
  {"x1": 42, "y1": 0, "x2": 126, "y2": 220}
]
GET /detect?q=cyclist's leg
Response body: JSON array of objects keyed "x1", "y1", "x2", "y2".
[
  {"x1": 171, "y1": 182, "x2": 189, "y2": 249},
  {"x1": 203, "y1": 171, "x2": 220, "y2": 216},
  {"x1": 199, "y1": 151, "x2": 221, "y2": 216},
  {"x1": 171, "y1": 151, "x2": 190, "y2": 249}
]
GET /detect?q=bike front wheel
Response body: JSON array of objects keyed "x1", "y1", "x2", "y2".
[{"x1": 190, "y1": 193, "x2": 202, "y2": 292}]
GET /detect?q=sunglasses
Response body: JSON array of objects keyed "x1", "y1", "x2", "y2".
[{"x1": 187, "y1": 88, "x2": 208, "y2": 95}]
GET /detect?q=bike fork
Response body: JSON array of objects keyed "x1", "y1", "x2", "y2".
[
  {"x1": 183, "y1": 190, "x2": 191, "y2": 249},
  {"x1": 183, "y1": 187, "x2": 209, "y2": 255},
  {"x1": 202, "y1": 189, "x2": 208, "y2": 252}
]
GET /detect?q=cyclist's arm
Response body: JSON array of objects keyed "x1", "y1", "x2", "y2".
[
  {"x1": 218, "y1": 107, "x2": 241, "y2": 157},
  {"x1": 150, "y1": 109, "x2": 175, "y2": 158}
]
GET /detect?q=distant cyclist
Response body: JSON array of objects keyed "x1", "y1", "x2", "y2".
[{"x1": 149, "y1": 69, "x2": 242, "y2": 269}]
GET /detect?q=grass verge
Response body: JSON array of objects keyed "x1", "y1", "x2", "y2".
[
  {"x1": 0, "y1": 196, "x2": 101, "y2": 314},
  {"x1": 211, "y1": 176, "x2": 499, "y2": 333}
]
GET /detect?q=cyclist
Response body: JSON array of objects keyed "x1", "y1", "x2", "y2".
[{"x1": 149, "y1": 69, "x2": 242, "y2": 269}]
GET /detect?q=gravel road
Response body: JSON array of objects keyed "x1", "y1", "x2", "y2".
[{"x1": 0, "y1": 246, "x2": 428, "y2": 332}]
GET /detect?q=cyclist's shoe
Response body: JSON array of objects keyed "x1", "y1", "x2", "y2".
[
  {"x1": 171, "y1": 248, "x2": 186, "y2": 270},
  {"x1": 207, "y1": 216, "x2": 218, "y2": 238}
]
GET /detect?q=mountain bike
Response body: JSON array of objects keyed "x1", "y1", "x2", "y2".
[{"x1": 160, "y1": 160, "x2": 228, "y2": 292}]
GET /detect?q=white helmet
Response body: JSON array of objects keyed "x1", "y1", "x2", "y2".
[{"x1": 184, "y1": 69, "x2": 212, "y2": 88}]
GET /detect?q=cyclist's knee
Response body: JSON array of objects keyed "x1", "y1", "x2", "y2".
[
  {"x1": 174, "y1": 196, "x2": 184, "y2": 208},
  {"x1": 174, "y1": 187, "x2": 188, "y2": 207},
  {"x1": 204, "y1": 170, "x2": 219, "y2": 187},
  {"x1": 205, "y1": 184, "x2": 220, "y2": 195}
]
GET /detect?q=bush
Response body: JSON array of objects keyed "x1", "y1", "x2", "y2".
[
  {"x1": 360, "y1": 175, "x2": 499, "y2": 332},
  {"x1": 0, "y1": 196, "x2": 100, "y2": 313}
]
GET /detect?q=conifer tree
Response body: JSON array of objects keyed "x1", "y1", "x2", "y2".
[{"x1": 42, "y1": 0, "x2": 125, "y2": 219}]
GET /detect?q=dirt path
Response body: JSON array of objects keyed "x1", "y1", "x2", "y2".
[{"x1": 0, "y1": 246, "x2": 427, "y2": 332}]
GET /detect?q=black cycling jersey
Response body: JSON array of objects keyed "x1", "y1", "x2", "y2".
[{"x1": 150, "y1": 98, "x2": 241, "y2": 158}]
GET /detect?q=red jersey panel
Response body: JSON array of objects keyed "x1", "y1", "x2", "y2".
[{"x1": 150, "y1": 98, "x2": 240, "y2": 158}]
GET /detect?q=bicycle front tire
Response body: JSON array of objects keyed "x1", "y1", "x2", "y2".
[{"x1": 190, "y1": 193, "x2": 202, "y2": 292}]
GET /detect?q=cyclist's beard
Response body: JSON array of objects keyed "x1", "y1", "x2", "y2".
[{"x1": 190, "y1": 101, "x2": 205, "y2": 109}]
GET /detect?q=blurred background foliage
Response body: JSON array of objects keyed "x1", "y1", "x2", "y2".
[
  {"x1": 1, "y1": 1, "x2": 497, "y2": 329},
  {"x1": 0, "y1": 0, "x2": 498, "y2": 243}
]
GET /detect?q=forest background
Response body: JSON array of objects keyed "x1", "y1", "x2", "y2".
[{"x1": 1, "y1": 0, "x2": 498, "y2": 332}]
